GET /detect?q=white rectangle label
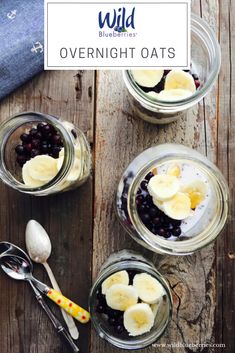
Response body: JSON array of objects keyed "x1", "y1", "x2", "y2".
[{"x1": 45, "y1": 0, "x2": 190, "y2": 69}]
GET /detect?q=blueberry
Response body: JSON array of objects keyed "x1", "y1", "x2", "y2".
[
  {"x1": 145, "y1": 194, "x2": 153, "y2": 206},
  {"x1": 108, "y1": 317, "x2": 117, "y2": 326},
  {"x1": 145, "y1": 172, "x2": 154, "y2": 181},
  {"x1": 140, "y1": 180, "x2": 148, "y2": 190},
  {"x1": 116, "y1": 325, "x2": 124, "y2": 334},
  {"x1": 136, "y1": 195, "x2": 144, "y2": 205},
  {"x1": 31, "y1": 139, "x2": 41, "y2": 148},
  {"x1": 164, "y1": 231, "x2": 172, "y2": 239},
  {"x1": 52, "y1": 134, "x2": 62, "y2": 145},
  {"x1": 29, "y1": 128, "x2": 38, "y2": 136},
  {"x1": 140, "y1": 213, "x2": 151, "y2": 224},
  {"x1": 31, "y1": 149, "x2": 40, "y2": 158},
  {"x1": 24, "y1": 143, "x2": 32, "y2": 153},
  {"x1": 149, "y1": 207, "x2": 158, "y2": 218},
  {"x1": 15, "y1": 145, "x2": 25, "y2": 155},
  {"x1": 164, "y1": 70, "x2": 171, "y2": 75},
  {"x1": 42, "y1": 124, "x2": 51, "y2": 135},
  {"x1": 152, "y1": 216, "x2": 162, "y2": 226},
  {"x1": 137, "y1": 188, "x2": 142, "y2": 195},
  {"x1": 172, "y1": 227, "x2": 182, "y2": 237},
  {"x1": 35, "y1": 131, "x2": 42, "y2": 139},
  {"x1": 158, "y1": 228, "x2": 166, "y2": 237},
  {"x1": 20, "y1": 133, "x2": 30, "y2": 143},
  {"x1": 51, "y1": 146, "x2": 61, "y2": 158},
  {"x1": 138, "y1": 204, "x2": 147, "y2": 213},
  {"x1": 16, "y1": 155, "x2": 26, "y2": 167},
  {"x1": 171, "y1": 219, "x2": 181, "y2": 226},
  {"x1": 150, "y1": 226, "x2": 158, "y2": 235},
  {"x1": 41, "y1": 144, "x2": 48, "y2": 154},
  {"x1": 96, "y1": 304, "x2": 105, "y2": 313},
  {"x1": 71, "y1": 129, "x2": 77, "y2": 139},
  {"x1": 37, "y1": 122, "x2": 46, "y2": 132},
  {"x1": 195, "y1": 80, "x2": 200, "y2": 89}
]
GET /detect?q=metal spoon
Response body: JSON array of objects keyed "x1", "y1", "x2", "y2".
[
  {"x1": 25, "y1": 220, "x2": 79, "y2": 340},
  {"x1": 0, "y1": 242, "x2": 90, "y2": 323},
  {"x1": 0, "y1": 243, "x2": 79, "y2": 352}
]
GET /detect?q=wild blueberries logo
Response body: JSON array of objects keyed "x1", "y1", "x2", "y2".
[{"x1": 98, "y1": 7, "x2": 137, "y2": 37}]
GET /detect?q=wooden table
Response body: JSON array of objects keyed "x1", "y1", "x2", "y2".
[{"x1": 0, "y1": 1, "x2": 234, "y2": 352}]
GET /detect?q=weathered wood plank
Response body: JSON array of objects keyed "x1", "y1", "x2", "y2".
[
  {"x1": 0, "y1": 70, "x2": 95, "y2": 353},
  {"x1": 216, "y1": 0, "x2": 235, "y2": 351}
]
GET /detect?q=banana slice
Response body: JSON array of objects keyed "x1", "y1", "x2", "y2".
[
  {"x1": 163, "y1": 192, "x2": 191, "y2": 220},
  {"x1": 181, "y1": 180, "x2": 207, "y2": 209},
  {"x1": 22, "y1": 162, "x2": 45, "y2": 187},
  {"x1": 102, "y1": 271, "x2": 129, "y2": 295},
  {"x1": 165, "y1": 70, "x2": 196, "y2": 93},
  {"x1": 106, "y1": 284, "x2": 138, "y2": 311},
  {"x1": 25, "y1": 155, "x2": 58, "y2": 182},
  {"x1": 131, "y1": 70, "x2": 164, "y2": 88},
  {"x1": 167, "y1": 163, "x2": 181, "y2": 177},
  {"x1": 152, "y1": 198, "x2": 164, "y2": 211},
  {"x1": 123, "y1": 303, "x2": 154, "y2": 336},
  {"x1": 59, "y1": 148, "x2": 65, "y2": 158},
  {"x1": 157, "y1": 88, "x2": 193, "y2": 101},
  {"x1": 148, "y1": 175, "x2": 180, "y2": 201},
  {"x1": 56, "y1": 156, "x2": 64, "y2": 171},
  {"x1": 133, "y1": 273, "x2": 164, "y2": 304},
  {"x1": 146, "y1": 91, "x2": 158, "y2": 99}
]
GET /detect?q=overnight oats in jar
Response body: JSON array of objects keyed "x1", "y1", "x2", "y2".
[
  {"x1": 116, "y1": 144, "x2": 229, "y2": 255},
  {"x1": 89, "y1": 250, "x2": 172, "y2": 350},
  {"x1": 0, "y1": 112, "x2": 91, "y2": 195},
  {"x1": 123, "y1": 14, "x2": 221, "y2": 124}
]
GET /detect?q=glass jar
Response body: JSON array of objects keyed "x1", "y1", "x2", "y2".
[
  {"x1": 89, "y1": 250, "x2": 172, "y2": 350},
  {"x1": 0, "y1": 112, "x2": 91, "y2": 195},
  {"x1": 116, "y1": 144, "x2": 229, "y2": 255},
  {"x1": 123, "y1": 14, "x2": 221, "y2": 124}
]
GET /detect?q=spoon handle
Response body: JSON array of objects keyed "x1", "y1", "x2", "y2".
[
  {"x1": 43, "y1": 262, "x2": 79, "y2": 340},
  {"x1": 29, "y1": 281, "x2": 79, "y2": 352},
  {"x1": 46, "y1": 287, "x2": 90, "y2": 323}
]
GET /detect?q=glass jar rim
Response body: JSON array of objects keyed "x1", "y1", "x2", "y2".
[
  {"x1": 89, "y1": 259, "x2": 173, "y2": 349},
  {"x1": 0, "y1": 111, "x2": 75, "y2": 195},
  {"x1": 123, "y1": 14, "x2": 221, "y2": 109}
]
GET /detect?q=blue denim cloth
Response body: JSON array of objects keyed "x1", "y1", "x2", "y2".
[{"x1": 0, "y1": 0, "x2": 44, "y2": 100}]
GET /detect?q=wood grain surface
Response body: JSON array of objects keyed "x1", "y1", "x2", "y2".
[{"x1": 0, "y1": 1, "x2": 234, "y2": 352}]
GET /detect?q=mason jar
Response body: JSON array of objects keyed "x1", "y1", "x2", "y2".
[
  {"x1": 0, "y1": 112, "x2": 91, "y2": 195},
  {"x1": 89, "y1": 250, "x2": 172, "y2": 350},
  {"x1": 123, "y1": 14, "x2": 221, "y2": 124},
  {"x1": 116, "y1": 144, "x2": 229, "y2": 255}
]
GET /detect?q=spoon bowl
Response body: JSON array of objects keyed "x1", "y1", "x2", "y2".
[{"x1": 0, "y1": 254, "x2": 32, "y2": 280}]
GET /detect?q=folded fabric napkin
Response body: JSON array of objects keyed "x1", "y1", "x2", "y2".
[{"x1": 0, "y1": 0, "x2": 44, "y2": 100}]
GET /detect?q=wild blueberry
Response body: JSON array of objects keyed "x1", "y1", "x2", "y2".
[
  {"x1": 15, "y1": 145, "x2": 25, "y2": 155},
  {"x1": 172, "y1": 227, "x2": 182, "y2": 237}
]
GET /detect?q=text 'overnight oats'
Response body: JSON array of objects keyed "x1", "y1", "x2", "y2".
[{"x1": 136, "y1": 161, "x2": 209, "y2": 240}]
